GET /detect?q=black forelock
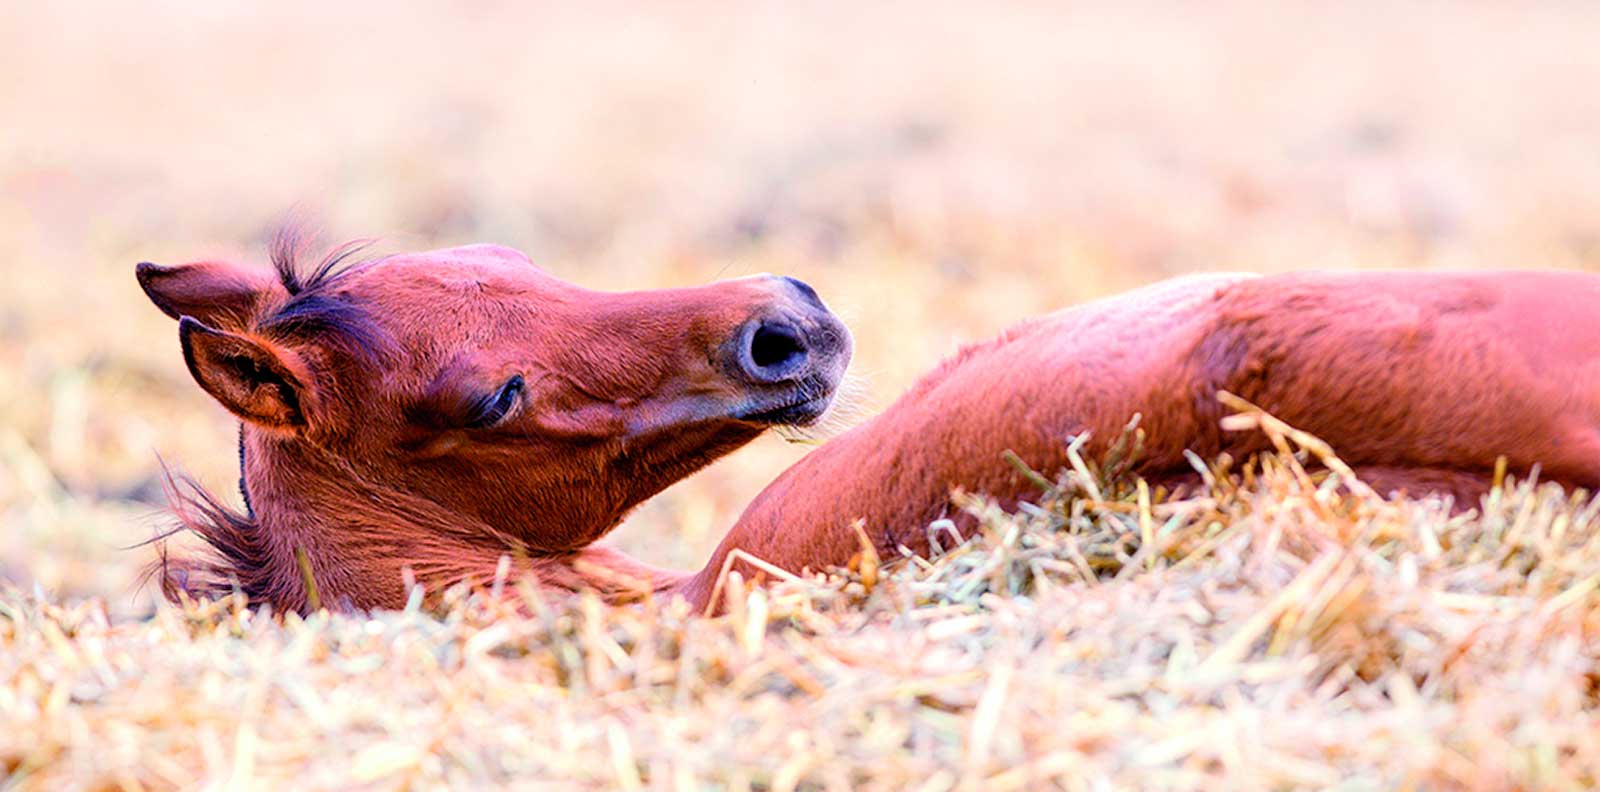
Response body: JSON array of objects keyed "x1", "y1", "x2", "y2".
[
  {"x1": 258, "y1": 228, "x2": 391, "y2": 363},
  {"x1": 269, "y1": 226, "x2": 376, "y2": 296}
]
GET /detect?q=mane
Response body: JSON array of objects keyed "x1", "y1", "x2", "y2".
[
  {"x1": 145, "y1": 456, "x2": 511, "y2": 611},
  {"x1": 255, "y1": 227, "x2": 391, "y2": 363},
  {"x1": 269, "y1": 225, "x2": 368, "y2": 295},
  {"x1": 146, "y1": 464, "x2": 655, "y2": 613},
  {"x1": 146, "y1": 467, "x2": 280, "y2": 606}
]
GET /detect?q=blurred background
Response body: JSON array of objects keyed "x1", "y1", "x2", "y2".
[{"x1": 4, "y1": 2, "x2": 1599, "y2": 613}]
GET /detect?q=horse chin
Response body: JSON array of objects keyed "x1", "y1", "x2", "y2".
[
  {"x1": 737, "y1": 395, "x2": 834, "y2": 427},
  {"x1": 729, "y1": 370, "x2": 848, "y2": 428},
  {"x1": 615, "y1": 373, "x2": 847, "y2": 445},
  {"x1": 765, "y1": 372, "x2": 869, "y2": 443}
]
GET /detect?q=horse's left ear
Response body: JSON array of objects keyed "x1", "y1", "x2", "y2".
[
  {"x1": 137, "y1": 261, "x2": 281, "y2": 329},
  {"x1": 179, "y1": 317, "x2": 315, "y2": 431}
]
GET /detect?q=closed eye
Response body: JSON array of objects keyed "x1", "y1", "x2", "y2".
[{"x1": 465, "y1": 375, "x2": 524, "y2": 429}]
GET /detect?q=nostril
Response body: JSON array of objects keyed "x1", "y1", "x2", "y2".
[{"x1": 749, "y1": 322, "x2": 807, "y2": 373}]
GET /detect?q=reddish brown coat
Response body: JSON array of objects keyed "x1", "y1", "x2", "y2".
[
  {"x1": 139, "y1": 237, "x2": 849, "y2": 611},
  {"x1": 138, "y1": 243, "x2": 1600, "y2": 613},
  {"x1": 682, "y1": 270, "x2": 1600, "y2": 605}
]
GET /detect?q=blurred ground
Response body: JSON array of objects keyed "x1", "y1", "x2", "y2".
[{"x1": 3, "y1": 1, "x2": 1600, "y2": 612}]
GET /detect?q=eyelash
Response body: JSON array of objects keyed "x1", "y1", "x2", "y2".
[{"x1": 465, "y1": 375, "x2": 524, "y2": 429}]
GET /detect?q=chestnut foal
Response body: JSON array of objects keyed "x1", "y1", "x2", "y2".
[{"x1": 140, "y1": 242, "x2": 1600, "y2": 613}]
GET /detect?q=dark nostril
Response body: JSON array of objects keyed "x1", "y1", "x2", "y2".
[{"x1": 748, "y1": 321, "x2": 807, "y2": 374}]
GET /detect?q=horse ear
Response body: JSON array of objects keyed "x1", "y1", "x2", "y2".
[
  {"x1": 179, "y1": 317, "x2": 313, "y2": 431},
  {"x1": 137, "y1": 261, "x2": 281, "y2": 329}
]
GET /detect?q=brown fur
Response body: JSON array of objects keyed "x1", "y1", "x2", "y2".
[
  {"x1": 139, "y1": 246, "x2": 1600, "y2": 615},
  {"x1": 677, "y1": 270, "x2": 1600, "y2": 607},
  {"x1": 138, "y1": 237, "x2": 849, "y2": 611}
]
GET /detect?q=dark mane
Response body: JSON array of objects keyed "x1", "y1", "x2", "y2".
[
  {"x1": 258, "y1": 228, "x2": 391, "y2": 362},
  {"x1": 269, "y1": 225, "x2": 373, "y2": 296},
  {"x1": 147, "y1": 468, "x2": 279, "y2": 607}
]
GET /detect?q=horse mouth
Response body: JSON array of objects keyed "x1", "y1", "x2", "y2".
[{"x1": 737, "y1": 394, "x2": 834, "y2": 426}]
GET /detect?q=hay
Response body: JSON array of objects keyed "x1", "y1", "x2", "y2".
[{"x1": 5, "y1": 414, "x2": 1599, "y2": 790}]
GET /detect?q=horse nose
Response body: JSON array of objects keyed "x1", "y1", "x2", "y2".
[
  {"x1": 781, "y1": 276, "x2": 826, "y2": 310},
  {"x1": 724, "y1": 274, "x2": 851, "y2": 385},
  {"x1": 736, "y1": 318, "x2": 810, "y2": 384}
]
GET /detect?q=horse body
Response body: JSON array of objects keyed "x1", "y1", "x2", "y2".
[
  {"x1": 138, "y1": 240, "x2": 1600, "y2": 614},
  {"x1": 678, "y1": 269, "x2": 1600, "y2": 606}
]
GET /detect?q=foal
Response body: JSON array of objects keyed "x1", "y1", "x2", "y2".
[{"x1": 140, "y1": 241, "x2": 1600, "y2": 613}]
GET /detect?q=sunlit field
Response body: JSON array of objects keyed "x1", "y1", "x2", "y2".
[{"x1": 5, "y1": 3, "x2": 1600, "y2": 788}]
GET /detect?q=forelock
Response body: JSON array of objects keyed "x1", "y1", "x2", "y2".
[{"x1": 258, "y1": 228, "x2": 392, "y2": 363}]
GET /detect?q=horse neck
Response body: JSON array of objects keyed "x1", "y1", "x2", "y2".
[
  {"x1": 239, "y1": 434, "x2": 485, "y2": 608},
  {"x1": 241, "y1": 432, "x2": 686, "y2": 610}
]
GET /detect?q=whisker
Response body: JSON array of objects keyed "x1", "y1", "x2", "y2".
[{"x1": 775, "y1": 372, "x2": 874, "y2": 443}]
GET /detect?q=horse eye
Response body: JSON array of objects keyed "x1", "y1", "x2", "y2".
[{"x1": 465, "y1": 375, "x2": 524, "y2": 429}]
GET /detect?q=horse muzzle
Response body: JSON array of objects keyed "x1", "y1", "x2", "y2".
[{"x1": 725, "y1": 276, "x2": 852, "y2": 426}]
